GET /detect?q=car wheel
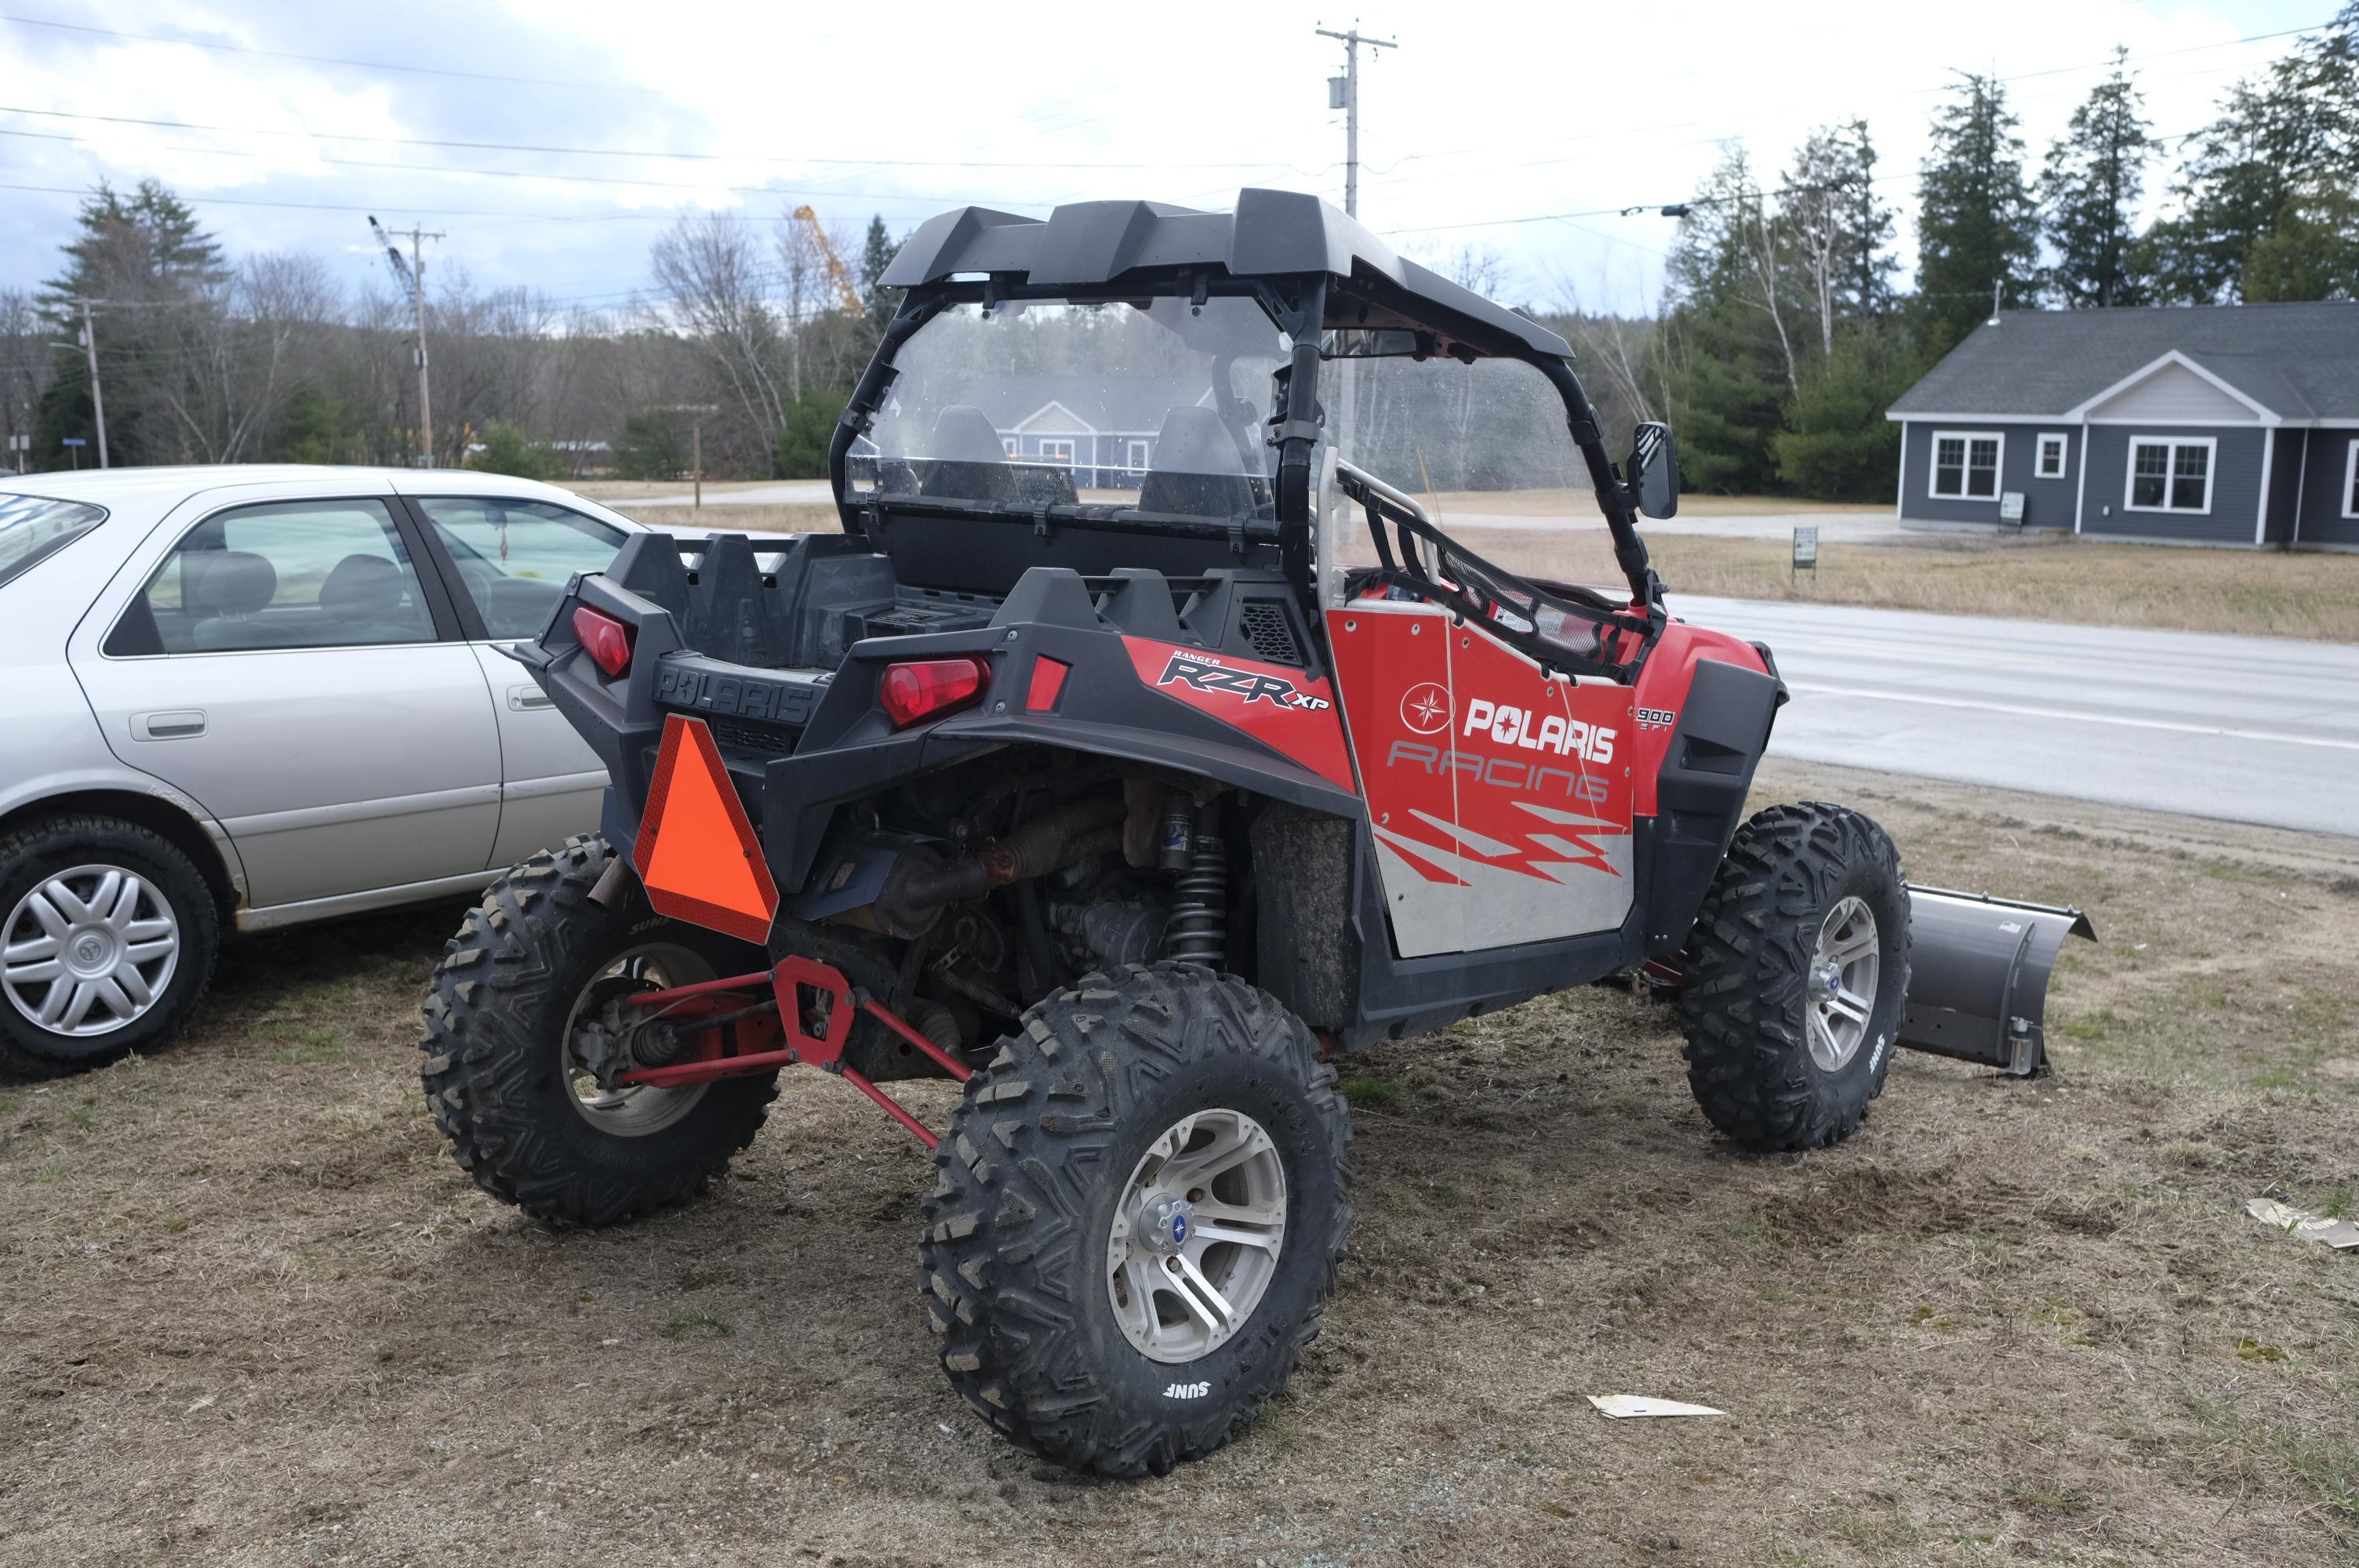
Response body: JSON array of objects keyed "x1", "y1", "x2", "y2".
[{"x1": 0, "y1": 813, "x2": 221, "y2": 1075}]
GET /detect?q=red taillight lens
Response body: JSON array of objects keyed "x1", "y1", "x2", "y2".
[
  {"x1": 879, "y1": 658, "x2": 989, "y2": 727},
  {"x1": 572, "y1": 606, "x2": 634, "y2": 679}
]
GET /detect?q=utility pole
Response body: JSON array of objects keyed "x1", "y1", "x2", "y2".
[
  {"x1": 653, "y1": 404, "x2": 720, "y2": 506},
  {"x1": 1317, "y1": 21, "x2": 1397, "y2": 218},
  {"x1": 49, "y1": 299, "x2": 109, "y2": 468},
  {"x1": 369, "y1": 217, "x2": 445, "y2": 466}
]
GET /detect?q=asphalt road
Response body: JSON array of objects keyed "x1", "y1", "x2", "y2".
[{"x1": 1674, "y1": 596, "x2": 2359, "y2": 838}]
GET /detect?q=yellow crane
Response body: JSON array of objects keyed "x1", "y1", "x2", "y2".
[{"x1": 790, "y1": 206, "x2": 866, "y2": 315}]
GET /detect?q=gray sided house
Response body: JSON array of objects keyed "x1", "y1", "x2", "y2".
[
  {"x1": 1885, "y1": 303, "x2": 2359, "y2": 548},
  {"x1": 956, "y1": 375, "x2": 1216, "y2": 491}
]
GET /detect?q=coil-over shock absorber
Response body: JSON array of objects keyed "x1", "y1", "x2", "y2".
[{"x1": 1165, "y1": 794, "x2": 1228, "y2": 967}]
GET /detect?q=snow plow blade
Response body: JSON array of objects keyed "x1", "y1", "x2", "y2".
[{"x1": 1898, "y1": 886, "x2": 2096, "y2": 1078}]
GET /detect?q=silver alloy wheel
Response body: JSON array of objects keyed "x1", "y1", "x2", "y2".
[
  {"x1": 1106, "y1": 1108, "x2": 1288, "y2": 1364},
  {"x1": 560, "y1": 942, "x2": 715, "y2": 1135},
  {"x1": 2, "y1": 864, "x2": 180, "y2": 1038},
  {"x1": 1805, "y1": 895, "x2": 1881, "y2": 1073}
]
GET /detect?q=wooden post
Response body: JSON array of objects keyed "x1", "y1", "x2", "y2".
[{"x1": 692, "y1": 420, "x2": 703, "y2": 510}]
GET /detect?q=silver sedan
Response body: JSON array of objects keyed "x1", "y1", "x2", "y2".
[{"x1": 0, "y1": 466, "x2": 653, "y2": 1073}]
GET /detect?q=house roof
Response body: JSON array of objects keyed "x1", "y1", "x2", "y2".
[{"x1": 1888, "y1": 302, "x2": 2359, "y2": 423}]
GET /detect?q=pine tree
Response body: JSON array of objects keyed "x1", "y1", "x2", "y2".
[
  {"x1": 38, "y1": 178, "x2": 225, "y2": 316},
  {"x1": 2143, "y1": 5, "x2": 2357, "y2": 302},
  {"x1": 2041, "y1": 49, "x2": 2152, "y2": 307},
  {"x1": 1915, "y1": 73, "x2": 2039, "y2": 350},
  {"x1": 858, "y1": 216, "x2": 902, "y2": 330}
]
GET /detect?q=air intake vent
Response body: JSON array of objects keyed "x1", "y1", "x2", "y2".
[{"x1": 1238, "y1": 601, "x2": 1303, "y2": 665}]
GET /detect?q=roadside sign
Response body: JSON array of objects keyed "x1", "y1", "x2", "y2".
[
  {"x1": 1999, "y1": 491, "x2": 2026, "y2": 524},
  {"x1": 60, "y1": 437, "x2": 85, "y2": 446},
  {"x1": 1791, "y1": 525, "x2": 1819, "y2": 578}
]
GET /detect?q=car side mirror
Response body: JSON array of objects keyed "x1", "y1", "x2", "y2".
[{"x1": 1627, "y1": 422, "x2": 1679, "y2": 520}]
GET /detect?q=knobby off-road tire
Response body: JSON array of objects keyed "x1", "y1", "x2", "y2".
[
  {"x1": 0, "y1": 813, "x2": 220, "y2": 1076},
  {"x1": 919, "y1": 962, "x2": 1352, "y2": 1477},
  {"x1": 420, "y1": 835, "x2": 775, "y2": 1226},
  {"x1": 1677, "y1": 802, "x2": 1911, "y2": 1151}
]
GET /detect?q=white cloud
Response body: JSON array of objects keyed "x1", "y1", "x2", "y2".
[{"x1": 0, "y1": 0, "x2": 2319, "y2": 312}]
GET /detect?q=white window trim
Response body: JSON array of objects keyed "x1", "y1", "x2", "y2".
[
  {"x1": 2123, "y1": 435, "x2": 2218, "y2": 516},
  {"x1": 1126, "y1": 438, "x2": 1150, "y2": 472},
  {"x1": 1000, "y1": 437, "x2": 1018, "y2": 457},
  {"x1": 2034, "y1": 432, "x2": 2069, "y2": 480},
  {"x1": 1928, "y1": 430, "x2": 2005, "y2": 501},
  {"x1": 2344, "y1": 438, "x2": 2359, "y2": 521},
  {"x1": 1036, "y1": 438, "x2": 1076, "y2": 466}
]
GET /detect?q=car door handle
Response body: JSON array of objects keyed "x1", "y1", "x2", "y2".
[
  {"x1": 132, "y1": 710, "x2": 207, "y2": 740},
  {"x1": 507, "y1": 684, "x2": 554, "y2": 712}
]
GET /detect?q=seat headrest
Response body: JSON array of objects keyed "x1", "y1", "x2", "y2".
[
  {"x1": 318, "y1": 554, "x2": 408, "y2": 621},
  {"x1": 1148, "y1": 405, "x2": 1241, "y2": 474},
  {"x1": 183, "y1": 550, "x2": 276, "y2": 616},
  {"x1": 930, "y1": 405, "x2": 1009, "y2": 464}
]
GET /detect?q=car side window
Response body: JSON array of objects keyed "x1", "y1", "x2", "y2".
[
  {"x1": 130, "y1": 498, "x2": 438, "y2": 655},
  {"x1": 416, "y1": 497, "x2": 626, "y2": 639}
]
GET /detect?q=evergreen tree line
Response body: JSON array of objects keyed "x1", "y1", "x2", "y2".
[
  {"x1": 1, "y1": 187, "x2": 908, "y2": 481},
  {"x1": 1537, "y1": 6, "x2": 2357, "y2": 500}
]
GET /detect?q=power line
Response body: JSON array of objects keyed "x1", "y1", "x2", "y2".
[
  {"x1": 0, "y1": 12, "x2": 660, "y2": 96},
  {"x1": 0, "y1": 103, "x2": 1332, "y2": 174}
]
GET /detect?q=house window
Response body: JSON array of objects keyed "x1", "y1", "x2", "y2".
[
  {"x1": 1001, "y1": 437, "x2": 1018, "y2": 458},
  {"x1": 1930, "y1": 431, "x2": 2003, "y2": 499},
  {"x1": 2345, "y1": 439, "x2": 2359, "y2": 521},
  {"x1": 1126, "y1": 439, "x2": 1150, "y2": 474},
  {"x1": 1036, "y1": 439, "x2": 1075, "y2": 466},
  {"x1": 2035, "y1": 433, "x2": 2068, "y2": 479},
  {"x1": 2125, "y1": 437, "x2": 2214, "y2": 514}
]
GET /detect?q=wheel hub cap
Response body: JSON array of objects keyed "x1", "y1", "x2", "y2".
[
  {"x1": 1106, "y1": 1108, "x2": 1288, "y2": 1365},
  {"x1": 1805, "y1": 896, "x2": 1881, "y2": 1073},
  {"x1": 3, "y1": 865, "x2": 180, "y2": 1039}
]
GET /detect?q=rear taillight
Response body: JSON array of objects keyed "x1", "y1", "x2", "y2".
[
  {"x1": 880, "y1": 657, "x2": 989, "y2": 727},
  {"x1": 572, "y1": 606, "x2": 634, "y2": 679}
]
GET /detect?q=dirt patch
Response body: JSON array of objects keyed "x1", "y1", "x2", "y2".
[{"x1": 3, "y1": 764, "x2": 2354, "y2": 1565}]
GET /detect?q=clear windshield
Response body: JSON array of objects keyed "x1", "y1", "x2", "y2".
[
  {"x1": 859, "y1": 296, "x2": 1290, "y2": 521},
  {"x1": 1321, "y1": 353, "x2": 1625, "y2": 594}
]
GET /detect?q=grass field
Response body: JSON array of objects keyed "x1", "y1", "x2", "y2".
[{"x1": 3, "y1": 761, "x2": 2354, "y2": 1565}]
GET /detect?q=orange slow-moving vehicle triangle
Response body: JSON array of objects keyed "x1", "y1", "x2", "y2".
[{"x1": 631, "y1": 715, "x2": 779, "y2": 943}]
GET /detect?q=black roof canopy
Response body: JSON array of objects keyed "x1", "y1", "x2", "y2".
[{"x1": 880, "y1": 187, "x2": 1572, "y2": 359}]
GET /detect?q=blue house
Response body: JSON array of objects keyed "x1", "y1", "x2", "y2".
[
  {"x1": 958, "y1": 375, "x2": 1218, "y2": 491},
  {"x1": 1885, "y1": 302, "x2": 2359, "y2": 548}
]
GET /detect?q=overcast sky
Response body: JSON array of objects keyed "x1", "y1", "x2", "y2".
[{"x1": 0, "y1": 0, "x2": 2336, "y2": 318}]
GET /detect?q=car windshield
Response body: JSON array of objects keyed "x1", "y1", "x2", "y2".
[
  {"x1": 0, "y1": 493, "x2": 107, "y2": 590},
  {"x1": 1321, "y1": 351, "x2": 1626, "y2": 595},
  {"x1": 859, "y1": 296, "x2": 1290, "y2": 523}
]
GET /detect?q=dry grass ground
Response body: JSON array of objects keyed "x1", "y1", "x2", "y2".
[
  {"x1": 3, "y1": 762, "x2": 2354, "y2": 1566},
  {"x1": 1456, "y1": 528, "x2": 2359, "y2": 644}
]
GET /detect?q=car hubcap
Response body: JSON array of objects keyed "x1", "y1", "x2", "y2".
[
  {"x1": 1106, "y1": 1108, "x2": 1287, "y2": 1364},
  {"x1": 560, "y1": 943, "x2": 714, "y2": 1135},
  {"x1": 2, "y1": 865, "x2": 180, "y2": 1038},
  {"x1": 1805, "y1": 895, "x2": 1880, "y2": 1073}
]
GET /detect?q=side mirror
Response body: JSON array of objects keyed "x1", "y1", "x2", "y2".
[{"x1": 1627, "y1": 422, "x2": 1679, "y2": 520}]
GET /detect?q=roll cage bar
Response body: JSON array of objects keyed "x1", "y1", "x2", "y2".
[{"x1": 827, "y1": 267, "x2": 1665, "y2": 631}]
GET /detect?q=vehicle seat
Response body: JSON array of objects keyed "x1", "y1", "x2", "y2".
[
  {"x1": 318, "y1": 553, "x2": 431, "y2": 644},
  {"x1": 184, "y1": 550, "x2": 286, "y2": 650},
  {"x1": 1137, "y1": 407, "x2": 1256, "y2": 518},
  {"x1": 919, "y1": 405, "x2": 1018, "y2": 503}
]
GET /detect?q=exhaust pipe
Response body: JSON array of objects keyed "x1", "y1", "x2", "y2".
[{"x1": 1897, "y1": 885, "x2": 2096, "y2": 1078}]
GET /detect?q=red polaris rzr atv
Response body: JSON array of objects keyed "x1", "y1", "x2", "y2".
[{"x1": 420, "y1": 190, "x2": 1984, "y2": 1478}]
